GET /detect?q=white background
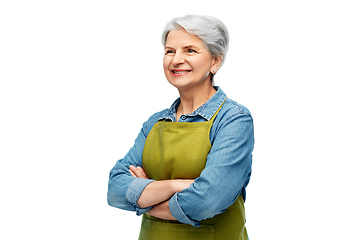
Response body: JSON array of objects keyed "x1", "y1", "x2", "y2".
[{"x1": 1, "y1": 0, "x2": 359, "y2": 239}]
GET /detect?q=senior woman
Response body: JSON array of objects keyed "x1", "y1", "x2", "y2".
[{"x1": 107, "y1": 15, "x2": 254, "y2": 240}]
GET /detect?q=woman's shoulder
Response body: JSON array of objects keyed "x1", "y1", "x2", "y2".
[
  {"x1": 221, "y1": 98, "x2": 253, "y2": 119},
  {"x1": 210, "y1": 97, "x2": 254, "y2": 144}
]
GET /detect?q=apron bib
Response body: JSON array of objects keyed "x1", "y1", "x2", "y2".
[{"x1": 139, "y1": 100, "x2": 248, "y2": 240}]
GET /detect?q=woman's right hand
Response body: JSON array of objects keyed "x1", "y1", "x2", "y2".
[{"x1": 129, "y1": 165, "x2": 149, "y2": 179}]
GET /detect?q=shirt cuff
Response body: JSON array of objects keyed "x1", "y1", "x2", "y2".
[
  {"x1": 169, "y1": 192, "x2": 201, "y2": 227},
  {"x1": 126, "y1": 178, "x2": 155, "y2": 216}
]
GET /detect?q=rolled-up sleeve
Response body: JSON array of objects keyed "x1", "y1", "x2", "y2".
[
  {"x1": 169, "y1": 192, "x2": 201, "y2": 227},
  {"x1": 126, "y1": 178, "x2": 155, "y2": 215},
  {"x1": 107, "y1": 115, "x2": 158, "y2": 214},
  {"x1": 168, "y1": 111, "x2": 254, "y2": 225}
]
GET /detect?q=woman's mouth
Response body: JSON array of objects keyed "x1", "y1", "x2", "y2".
[{"x1": 171, "y1": 70, "x2": 191, "y2": 76}]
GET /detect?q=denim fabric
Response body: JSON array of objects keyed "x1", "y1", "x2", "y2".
[{"x1": 107, "y1": 87, "x2": 254, "y2": 226}]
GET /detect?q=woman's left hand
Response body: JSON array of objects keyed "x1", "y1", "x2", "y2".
[{"x1": 129, "y1": 165, "x2": 149, "y2": 179}]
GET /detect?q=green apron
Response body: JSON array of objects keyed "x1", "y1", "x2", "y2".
[{"x1": 139, "y1": 100, "x2": 248, "y2": 240}]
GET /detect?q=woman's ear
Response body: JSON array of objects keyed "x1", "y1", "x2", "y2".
[{"x1": 211, "y1": 54, "x2": 223, "y2": 73}]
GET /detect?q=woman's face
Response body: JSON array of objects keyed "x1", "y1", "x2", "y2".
[{"x1": 163, "y1": 28, "x2": 221, "y2": 91}]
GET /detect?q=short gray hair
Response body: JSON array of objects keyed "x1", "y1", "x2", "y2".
[{"x1": 161, "y1": 14, "x2": 229, "y2": 66}]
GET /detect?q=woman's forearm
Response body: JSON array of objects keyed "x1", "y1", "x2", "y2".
[
  {"x1": 130, "y1": 165, "x2": 194, "y2": 209},
  {"x1": 147, "y1": 200, "x2": 176, "y2": 220},
  {"x1": 137, "y1": 180, "x2": 177, "y2": 208},
  {"x1": 137, "y1": 179, "x2": 194, "y2": 208}
]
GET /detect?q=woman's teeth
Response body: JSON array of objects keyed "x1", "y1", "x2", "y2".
[{"x1": 173, "y1": 70, "x2": 190, "y2": 73}]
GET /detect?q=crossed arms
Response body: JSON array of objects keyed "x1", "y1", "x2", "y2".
[{"x1": 129, "y1": 165, "x2": 194, "y2": 220}]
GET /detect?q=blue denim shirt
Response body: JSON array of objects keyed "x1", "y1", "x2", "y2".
[{"x1": 107, "y1": 87, "x2": 254, "y2": 227}]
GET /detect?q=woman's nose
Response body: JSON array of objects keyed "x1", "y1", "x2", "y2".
[{"x1": 172, "y1": 52, "x2": 185, "y2": 66}]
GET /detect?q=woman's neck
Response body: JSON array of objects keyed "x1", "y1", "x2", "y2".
[{"x1": 176, "y1": 84, "x2": 216, "y2": 121}]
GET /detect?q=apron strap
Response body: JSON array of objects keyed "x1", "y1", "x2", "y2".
[{"x1": 209, "y1": 97, "x2": 227, "y2": 123}]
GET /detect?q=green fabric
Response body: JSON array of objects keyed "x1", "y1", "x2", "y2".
[{"x1": 140, "y1": 100, "x2": 248, "y2": 240}]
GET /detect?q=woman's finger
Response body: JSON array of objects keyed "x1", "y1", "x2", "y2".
[
  {"x1": 137, "y1": 166, "x2": 148, "y2": 178},
  {"x1": 129, "y1": 169, "x2": 136, "y2": 177},
  {"x1": 129, "y1": 165, "x2": 148, "y2": 179},
  {"x1": 129, "y1": 165, "x2": 140, "y2": 177},
  {"x1": 136, "y1": 166, "x2": 149, "y2": 179}
]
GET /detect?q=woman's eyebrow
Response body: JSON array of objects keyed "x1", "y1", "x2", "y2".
[
  {"x1": 165, "y1": 45, "x2": 199, "y2": 48},
  {"x1": 183, "y1": 45, "x2": 200, "y2": 50}
]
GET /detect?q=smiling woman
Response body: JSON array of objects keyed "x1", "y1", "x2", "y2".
[
  {"x1": 162, "y1": 15, "x2": 229, "y2": 86},
  {"x1": 107, "y1": 15, "x2": 254, "y2": 240},
  {"x1": 163, "y1": 28, "x2": 221, "y2": 119}
]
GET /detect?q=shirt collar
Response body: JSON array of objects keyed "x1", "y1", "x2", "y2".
[{"x1": 159, "y1": 86, "x2": 227, "y2": 122}]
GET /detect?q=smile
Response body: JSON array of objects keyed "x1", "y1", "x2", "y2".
[{"x1": 172, "y1": 70, "x2": 191, "y2": 74}]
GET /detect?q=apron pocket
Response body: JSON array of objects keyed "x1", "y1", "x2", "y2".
[{"x1": 138, "y1": 217, "x2": 214, "y2": 240}]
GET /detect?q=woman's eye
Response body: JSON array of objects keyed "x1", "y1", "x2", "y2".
[
  {"x1": 188, "y1": 49, "x2": 196, "y2": 53},
  {"x1": 166, "y1": 50, "x2": 174, "y2": 54}
]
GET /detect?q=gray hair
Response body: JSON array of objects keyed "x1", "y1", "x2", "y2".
[{"x1": 161, "y1": 15, "x2": 229, "y2": 83}]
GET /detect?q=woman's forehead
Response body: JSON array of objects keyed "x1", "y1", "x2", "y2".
[{"x1": 165, "y1": 28, "x2": 205, "y2": 48}]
